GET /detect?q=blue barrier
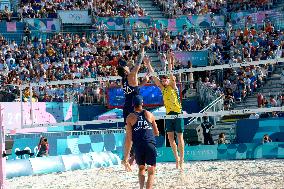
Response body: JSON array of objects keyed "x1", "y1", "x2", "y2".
[
  {"x1": 6, "y1": 142, "x2": 284, "y2": 178},
  {"x1": 157, "y1": 142, "x2": 284, "y2": 162},
  {"x1": 30, "y1": 156, "x2": 65, "y2": 175},
  {"x1": 6, "y1": 151, "x2": 120, "y2": 179},
  {"x1": 236, "y1": 118, "x2": 284, "y2": 143},
  {"x1": 10, "y1": 133, "x2": 126, "y2": 160},
  {"x1": 6, "y1": 159, "x2": 33, "y2": 178}
]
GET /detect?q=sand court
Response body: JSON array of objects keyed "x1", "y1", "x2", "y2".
[{"x1": 7, "y1": 159, "x2": 284, "y2": 189}]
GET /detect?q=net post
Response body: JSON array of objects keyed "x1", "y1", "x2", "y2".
[{"x1": 0, "y1": 105, "x2": 6, "y2": 189}]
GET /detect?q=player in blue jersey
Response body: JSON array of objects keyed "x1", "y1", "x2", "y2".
[
  {"x1": 117, "y1": 47, "x2": 148, "y2": 165},
  {"x1": 122, "y1": 95, "x2": 159, "y2": 189},
  {"x1": 117, "y1": 47, "x2": 148, "y2": 124}
]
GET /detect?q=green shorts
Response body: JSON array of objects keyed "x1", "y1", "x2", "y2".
[{"x1": 165, "y1": 111, "x2": 184, "y2": 133}]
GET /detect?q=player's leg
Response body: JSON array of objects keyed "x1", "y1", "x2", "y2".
[
  {"x1": 146, "y1": 166, "x2": 155, "y2": 189},
  {"x1": 167, "y1": 131, "x2": 179, "y2": 169},
  {"x1": 123, "y1": 107, "x2": 135, "y2": 165},
  {"x1": 145, "y1": 143, "x2": 157, "y2": 189},
  {"x1": 138, "y1": 165, "x2": 146, "y2": 189},
  {"x1": 176, "y1": 118, "x2": 185, "y2": 170},
  {"x1": 177, "y1": 133, "x2": 185, "y2": 170},
  {"x1": 135, "y1": 146, "x2": 146, "y2": 189}
]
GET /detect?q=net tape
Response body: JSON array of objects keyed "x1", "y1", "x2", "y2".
[{"x1": 19, "y1": 58, "x2": 284, "y2": 88}]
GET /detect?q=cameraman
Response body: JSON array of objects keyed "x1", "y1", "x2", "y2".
[{"x1": 37, "y1": 137, "x2": 49, "y2": 157}]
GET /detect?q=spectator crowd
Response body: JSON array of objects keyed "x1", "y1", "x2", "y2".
[
  {"x1": 0, "y1": 0, "x2": 283, "y2": 106},
  {"x1": 154, "y1": 0, "x2": 277, "y2": 18},
  {"x1": 5, "y1": 0, "x2": 146, "y2": 21}
]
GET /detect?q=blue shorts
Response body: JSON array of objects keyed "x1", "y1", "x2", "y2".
[
  {"x1": 134, "y1": 143, "x2": 157, "y2": 166},
  {"x1": 165, "y1": 111, "x2": 184, "y2": 133}
]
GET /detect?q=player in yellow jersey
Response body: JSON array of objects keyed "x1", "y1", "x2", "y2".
[{"x1": 145, "y1": 52, "x2": 185, "y2": 170}]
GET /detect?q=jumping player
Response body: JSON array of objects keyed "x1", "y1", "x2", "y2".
[
  {"x1": 145, "y1": 52, "x2": 185, "y2": 170},
  {"x1": 117, "y1": 47, "x2": 148, "y2": 164},
  {"x1": 122, "y1": 95, "x2": 159, "y2": 189}
]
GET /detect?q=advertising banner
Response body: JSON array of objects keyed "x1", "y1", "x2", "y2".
[
  {"x1": 107, "y1": 84, "x2": 164, "y2": 108},
  {"x1": 230, "y1": 10, "x2": 284, "y2": 29},
  {"x1": 126, "y1": 17, "x2": 152, "y2": 31},
  {"x1": 174, "y1": 50, "x2": 208, "y2": 66},
  {"x1": 236, "y1": 118, "x2": 284, "y2": 143},
  {"x1": 96, "y1": 17, "x2": 124, "y2": 30},
  {"x1": 0, "y1": 102, "x2": 78, "y2": 134},
  {"x1": 157, "y1": 142, "x2": 284, "y2": 162},
  {"x1": 10, "y1": 132, "x2": 125, "y2": 160},
  {"x1": 58, "y1": 10, "x2": 92, "y2": 24},
  {"x1": 153, "y1": 17, "x2": 189, "y2": 32},
  {"x1": 24, "y1": 18, "x2": 61, "y2": 32},
  {"x1": 187, "y1": 14, "x2": 225, "y2": 27}
]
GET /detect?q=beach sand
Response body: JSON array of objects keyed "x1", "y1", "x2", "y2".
[{"x1": 7, "y1": 159, "x2": 284, "y2": 189}]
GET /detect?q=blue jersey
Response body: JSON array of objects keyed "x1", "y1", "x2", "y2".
[
  {"x1": 132, "y1": 110, "x2": 156, "y2": 147},
  {"x1": 122, "y1": 77, "x2": 139, "y2": 107}
]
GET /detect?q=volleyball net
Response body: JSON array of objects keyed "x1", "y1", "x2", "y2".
[{"x1": 0, "y1": 57, "x2": 282, "y2": 133}]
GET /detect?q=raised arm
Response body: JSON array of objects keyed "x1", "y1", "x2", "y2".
[
  {"x1": 144, "y1": 56, "x2": 164, "y2": 89},
  {"x1": 130, "y1": 47, "x2": 145, "y2": 75},
  {"x1": 167, "y1": 52, "x2": 177, "y2": 88}
]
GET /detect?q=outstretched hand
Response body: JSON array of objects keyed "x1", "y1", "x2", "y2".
[
  {"x1": 143, "y1": 56, "x2": 151, "y2": 66},
  {"x1": 122, "y1": 159, "x2": 132, "y2": 172}
]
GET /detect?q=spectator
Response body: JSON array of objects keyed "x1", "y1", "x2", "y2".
[
  {"x1": 0, "y1": 4, "x2": 283, "y2": 107},
  {"x1": 271, "y1": 111, "x2": 279, "y2": 118},
  {"x1": 269, "y1": 95, "x2": 277, "y2": 107},
  {"x1": 257, "y1": 93, "x2": 264, "y2": 108},
  {"x1": 224, "y1": 88, "x2": 235, "y2": 110},
  {"x1": 262, "y1": 134, "x2": 272, "y2": 143},
  {"x1": 249, "y1": 113, "x2": 260, "y2": 119},
  {"x1": 217, "y1": 133, "x2": 227, "y2": 144}
]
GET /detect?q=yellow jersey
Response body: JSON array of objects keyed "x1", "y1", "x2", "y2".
[{"x1": 162, "y1": 85, "x2": 182, "y2": 114}]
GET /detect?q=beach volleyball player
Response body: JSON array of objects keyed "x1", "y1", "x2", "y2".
[
  {"x1": 117, "y1": 47, "x2": 148, "y2": 164},
  {"x1": 145, "y1": 52, "x2": 185, "y2": 170},
  {"x1": 122, "y1": 95, "x2": 159, "y2": 189}
]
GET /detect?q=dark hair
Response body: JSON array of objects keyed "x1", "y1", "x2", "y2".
[
  {"x1": 219, "y1": 133, "x2": 225, "y2": 138},
  {"x1": 117, "y1": 66, "x2": 126, "y2": 78},
  {"x1": 160, "y1": 75, "x2": 169, "y2": 80},
  {"x1": 43, "y1": 138, "x2": 48, "y2": 142}
]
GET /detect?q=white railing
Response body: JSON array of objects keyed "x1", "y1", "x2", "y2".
[{"x1": 187, "y1": 94, "x2": 224, "y2": 127}]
